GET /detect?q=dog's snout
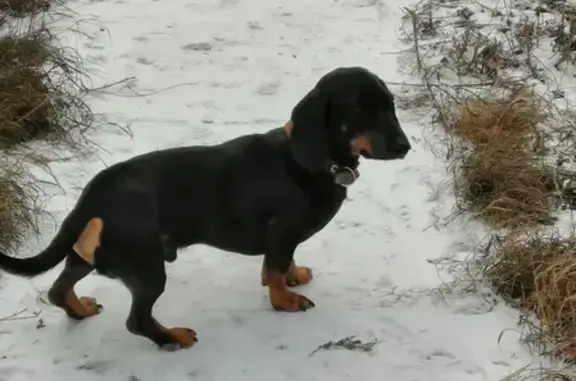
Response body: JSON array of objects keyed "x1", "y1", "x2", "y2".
[{"x1": 392, "y1": 136, "x2": 411, "y2": 158}]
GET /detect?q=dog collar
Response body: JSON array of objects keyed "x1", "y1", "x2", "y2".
[
  {"x1": 327, "y1": 162, "x2": 360, "y2": 187},
  {"x1": 283, "y1": 121, "x2": 360, "y2": 187}
]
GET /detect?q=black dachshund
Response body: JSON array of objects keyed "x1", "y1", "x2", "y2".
[{"x1": 0, "y1": 66, "x2": 411, "y2": 351}]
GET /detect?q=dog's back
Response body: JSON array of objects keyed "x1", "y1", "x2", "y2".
[{"x1": 84, "y1": 127, "x2": 294, "y2": 253}]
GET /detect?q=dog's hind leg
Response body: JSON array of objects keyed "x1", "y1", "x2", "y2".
[
  {"x1": 47, "y1": 217, "x2": 103, "y2": 320},
  {"x1": 47, "y1": 252, "x2": 102, "y2": 320},
  {"x1": 82, "y1": 186, "x2": 195, "y2": 350},
  {"x1": 121, "y1": 255, "x2": 197, "y2": 351}
]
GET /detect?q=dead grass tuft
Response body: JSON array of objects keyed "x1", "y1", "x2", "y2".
[
  {"x1": 0, "y1": 68, "x2": 53, "y2": 147},
  {"x1": 0, "y1": 164, "x2": 40, "y2": 251},
  {"x1": 0, "y1": 34, "x2": 51, "y2": 68},
  {"x1": 0, "y1": 0, "x2": 50, "y2": 17},
  {"x1": 400, "y1": 0, "x2": 576, "y2": 364},
  {"x1": 0, "y1": 23, "x2": 94, "y2": 152},
  {"x1": 0, "y1": 8, "x2": 120, "y2": 250},
  {"x1": 484, "y1": 234, "x2": 576, "y2": 360},
  {"x1": 456, "y1": 148, "x2": 555, "y2": 228},
  {"x1": 448, "y1": 87, "x2": 545, "y2": 144},
  {"x1": 496, "y1": 366, "x2": 575, "y2": 381},
  {"x1": 440, "y1": 86, "x2": 557, "y2": 228}
]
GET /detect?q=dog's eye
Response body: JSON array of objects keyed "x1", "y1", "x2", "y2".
[{"x1": 341, "y1": 124, "x2": 348, "y2": 133}]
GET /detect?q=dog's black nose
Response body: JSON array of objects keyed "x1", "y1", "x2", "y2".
[{"x1": 392, "y1": 137, "x2": 411, "y2": 158}]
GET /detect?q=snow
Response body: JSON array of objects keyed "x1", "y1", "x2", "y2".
[{"x1": 0, "y1": 0, "x2": 554, "y2": 380}]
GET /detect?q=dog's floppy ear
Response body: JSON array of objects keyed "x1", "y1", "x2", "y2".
[{"x1": 289, "y1": 89, "x2": 330, "y2": 173}]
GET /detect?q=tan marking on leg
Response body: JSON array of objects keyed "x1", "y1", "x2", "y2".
[
  {"x1": 64, "y1": 290, "x2": 102, "y2": 318},
  {"x1": 72, "y1": 217, "x2": 103, "y2": 265},
  {"x1": 261, "y1": 263, "x2": 284, "y2": 286},
  {"x1": 284, "y1": 120, "x2": 294, "y2": 137},
  {"x1": 351, "y1": 134, "x2": 373, "y2": 156},
  {"x1": 287, "y1": 264, "x2": 313, "y2": 286},
  {"x1": 261, "y1": 265, "x2": 269, "y2": 286},
  {"x1": 261, "y1": 261, "x2": 313, "y2": 286}
]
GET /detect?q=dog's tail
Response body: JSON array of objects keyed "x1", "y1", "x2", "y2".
[{"x1": 0, "y1": 227, "x2": 73, "y2": 277}]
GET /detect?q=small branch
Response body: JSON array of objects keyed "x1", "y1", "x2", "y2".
[
  {"x1": 84, "y1": 76, "x2": 136, "y2": 93},
  {"x1": 309, "y1": 336, "x2": 378, "y2": 357},
  {"x1": 0, "y1": 307, "x2": 40, "y2": 322}
]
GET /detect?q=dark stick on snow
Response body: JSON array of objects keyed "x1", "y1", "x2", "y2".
[{"x1": 309, "y1": 336, "x2": 378, "y2": 357}]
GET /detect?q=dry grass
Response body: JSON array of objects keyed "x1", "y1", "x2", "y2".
[
  {"x1": 484, "y1": 234, "x2": 576, "y2": 361},
  {"x1": 0, "y1": 176, "x2": 30, "y2": 246},
  {"x1": 0, "y1": 26, "x2": 93, "y2": 151},
  {"x1": 0, "y1": 0, "x2": 50, "y2": 17},
  {"x1": 0, "y1": 68, "x2": 54, "y2": 147},
  {"x1": 497, "y1": 366, "x2": 575, "y2": 381},
  {"x1": 0, "y1": 8, "x2": 107, "y2": 250},
  {"x1": 400, "y1": 0, "x2": 576, "y2": 366},
  {"x1": 446, "y1": 86, "x2": 576, "y2": 361},
  {"x1": 0, "y1": 162, "x2": 42, "y2": 251},
  {"x1": 456, "y1": 149, "x2": 554, "y2": 228},
  {"x1": 440, "y1": 86, "x2": 557, "y2": 228},
  {"x1": 447, "y1": 87, "x2": 545, "y2": 144}
]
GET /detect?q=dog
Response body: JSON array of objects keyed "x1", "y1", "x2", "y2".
[{"x1": 0, "y1": 66, "x2": 411, "y2": 351}]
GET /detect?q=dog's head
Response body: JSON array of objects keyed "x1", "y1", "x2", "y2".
[{"x1": 288, "y1": 67, "x2": 411, "y2": 174}]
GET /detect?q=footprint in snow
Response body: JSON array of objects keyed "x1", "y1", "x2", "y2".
[
  {"x1": 182, "y1": 42, "x2": 212, "y2": 52},
  {"x1": 428, "y1": 349, "x2": 456, "y2": 359},
  {"x1": 248, "y1": 21, "x2": 263, "y2": 30},
  {"x1": 396, "y1": 204, "x2": 411, "y2": 222},
  {"x1": 350, "y1": 0, "x2": 382, "y2": 7},
  {"x1": 219, "y1": 0, "x2": 238, "y2": 7},
  {"x1": 136, "y1": 57, "x2": 153, "y2": 66},
  {"x1": 256, "y1": 81, "x2": 281, "y2": 96}
]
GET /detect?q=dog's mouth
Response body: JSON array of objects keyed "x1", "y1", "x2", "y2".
[
  {"x1": 351, "y1": 130, "x2": 410, "y2": 161},
  {"x1": 350, "y1": 132, "x2": 381, "y2": 160},
  {"x1": 350, "y1": 144, "x2": 361, "y2": 157},
  {"x1": 359, "y1": 149, "x2": 373, "y2": 159},
  {"x1": 350, "y1": 144, "x2": 372, "y2": 159},
  {"x1": 350, "y1": 135, "x2": 371, "y2": 157}
]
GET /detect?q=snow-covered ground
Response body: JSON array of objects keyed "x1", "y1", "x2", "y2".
[{"x1": 0, "y1": 0, "x2": 551, "y2": 380}]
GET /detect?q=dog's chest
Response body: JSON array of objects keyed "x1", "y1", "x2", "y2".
[{"x1": 299, "y1": 189, "x2": 346, "y2": 242}]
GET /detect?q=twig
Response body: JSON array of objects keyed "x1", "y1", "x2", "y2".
[
  {"x1": 0, "y1": 307, "x2": 40, "y2": 321},
  {"x1": 405, "y1": 7, "x2": 449, "y2": 125},
  {"x1": 96, "y1": 80, "x2": 201, "y2": 98},
  {"x1": 84, "y1": 76, "x2": 136, "y2": 93},
  {"x1": 308, "y1": 336, "x2": 378, "y2": 357}
]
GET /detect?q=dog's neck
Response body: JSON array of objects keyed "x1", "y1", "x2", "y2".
[{"x1": 283, "y1": 121, "x2": 360, "y2": 187}]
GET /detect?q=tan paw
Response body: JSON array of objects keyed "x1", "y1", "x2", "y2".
[
  {"x1": 286, "y1": 265, "x2": 313, "y2": 287},
  {"x1": 79, "y1": 296, "x2": 103, "y2": 316},
  {"x1": 269, "y1": 288, "x2": 315, "y2": 312},
  {"x1": 162, "y1": 327, "x2": 198, "y2": 350}
]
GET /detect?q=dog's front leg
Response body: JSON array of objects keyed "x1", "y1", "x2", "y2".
[
  {"x1": 261, "y1": 260, "x2": 313, "y2": 287},
  {"x1": 262, "y1": 212, "x2": 315, "y2": 312},
  {"x1": 263, "y1": 252, "x2": 315, "y2": 312}
]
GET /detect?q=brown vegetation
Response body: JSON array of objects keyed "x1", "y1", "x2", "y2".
[
  {"x1": 0, "y1": 4, "x2": 97, "y2": 250},
  {"x1": 401, "y1": 0, "x2": 576, "y2": 367}
]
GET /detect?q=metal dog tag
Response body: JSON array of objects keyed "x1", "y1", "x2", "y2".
[{"x1": 332, "y1": 166, "x2": 360, "y2": 187}]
